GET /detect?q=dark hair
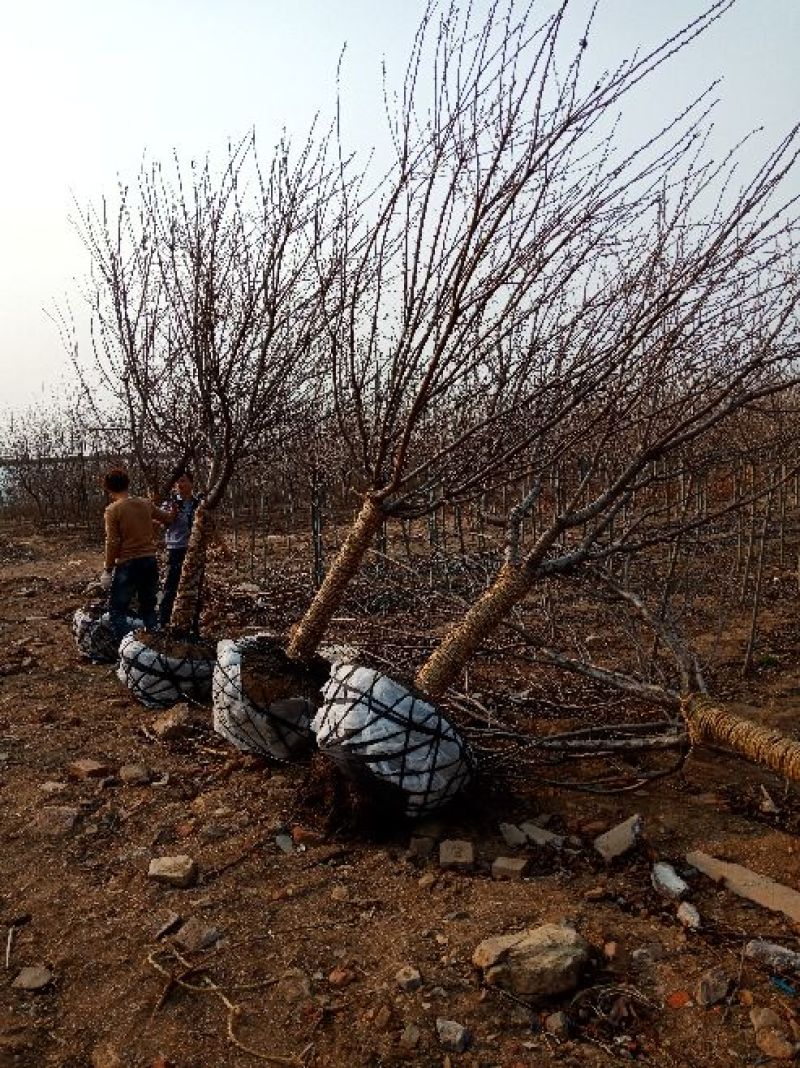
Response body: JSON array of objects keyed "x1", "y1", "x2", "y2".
[
  {"x1": 178, "y1": 470, "x2": 194, "y2": 482},
  {"x1": 104, "y1": 468, "x2": 130, "y2": 493}
]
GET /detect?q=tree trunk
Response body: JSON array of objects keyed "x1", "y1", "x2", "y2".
[
  {"x1": 684, "y1": 696, "x2": 800, "y2": 784},
  {"x1": 414, "y1": 562, "x2": 531, "y2": 699},
  {"x1": 169, "y1": 504, "x2": 217, "y2": 635},
  {"x1": 286, "y1": 495, "x2": 385, "y2": 661}
]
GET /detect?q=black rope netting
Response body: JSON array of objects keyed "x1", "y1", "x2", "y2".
[
  {"x1": 213, "y1": 635, "x2": 318, "y2": 761},
  {"x1": 72, "y1": 606, "x2": 142, "y2": 664},
  {"x1": 313, "y1": 661, "x2": 474, "y2": 816},
  {"x1": 117, "y1": 632, "x2": 214, "y2": 709}
]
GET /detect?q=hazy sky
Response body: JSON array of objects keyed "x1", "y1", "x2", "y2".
[{"x1": 0, "y1": 0, "x2": 797, "y2": 415}]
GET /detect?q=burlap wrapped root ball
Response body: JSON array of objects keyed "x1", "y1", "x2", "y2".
[
  {"x1": 213, "y1": 633, "x2": 331, "y2": 761},
  {"x1": 72, "y1": 605, "x2": 143, "y2": 664},
  {"x1": 312, "y1": 661, "x2": 474, "y2": 816},
  {"x1": 118, "y1": 631, "x2": 215, "y2": 709}
]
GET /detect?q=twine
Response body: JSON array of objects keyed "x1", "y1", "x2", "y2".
[
  {"x1": 118, "y1": 633, "x2": 214, "y2": 708},
  {"x1": 287, "y1": 496, "x2": 384, "y2": 661},
  {"x1": 683, "y1": 695, "x2": 800, "y2": 783},
  {"x1": 415, "y1": 563, "x2": 531, "y2": 698}
]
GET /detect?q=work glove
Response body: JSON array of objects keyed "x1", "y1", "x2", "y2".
[{"x1": 100, "y1": 569, "x2": 113, "y2": 592}]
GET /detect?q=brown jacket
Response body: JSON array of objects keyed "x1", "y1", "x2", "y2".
[{"x1": 104, "y1": 497, "x2": 174, "y2": 570}]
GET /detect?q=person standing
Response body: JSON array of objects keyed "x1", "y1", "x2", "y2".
[
  {"x1": 102, "y1": 468, "x2": 175, "y2": 640},
  {"x1": 159, "y1": 470, "x2": 200, "y2": 628}
]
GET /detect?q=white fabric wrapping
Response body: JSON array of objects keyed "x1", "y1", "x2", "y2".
[
  {"x1": 117, "y1": 632, "x2": 214, "y2": 708},
  {"x1": 72, "y1": 608, "x2": 142, "y2": 663},
  {"x1": 312, "y1": 661, "x2": 473, "y2": 816},
  {"x1": 212, "y1": 636, "x2": 316, "y2": 761}
]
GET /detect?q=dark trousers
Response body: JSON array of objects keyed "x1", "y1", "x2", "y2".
[
  {"x1": 109, "y1": 556, "x2": 159, "y2": 639},
  {"x1": 159, "y1": 547, "x2": 187, "y2": 628}
]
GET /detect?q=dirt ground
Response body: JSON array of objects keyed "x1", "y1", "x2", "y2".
[{"x1": 1, "y1": 524, "x2": 799, "y2": 1068}]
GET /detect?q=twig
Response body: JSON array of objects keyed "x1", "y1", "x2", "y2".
[{"x1": 5, "y1": 925, "x2": 14, "y2": 969}]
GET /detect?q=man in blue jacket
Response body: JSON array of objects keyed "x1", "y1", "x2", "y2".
[{"x1": 159, "y1": 471, "x2": 200, "y2": 628}]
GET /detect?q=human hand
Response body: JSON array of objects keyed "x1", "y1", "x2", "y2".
[{"x1": 100, "y1": 569, "x2": 113, "y2": 592}]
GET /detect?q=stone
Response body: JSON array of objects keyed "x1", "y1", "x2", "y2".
[
  {"x1": 154, "y1": 912, "x2": 182, "y2": 939},
  {"x1": 472, "y1": 924, "x2": 591, "y2": 998},
  {"x1": 373, "y1": 1004, "x2": 393, "y2": 1031},
  {"x1": 491, "y1": 856, "x2": 530, "y2": 881},
  {"x1": 39, "y1": 781, "x2": 68, "y2": 794},
  {"x1": 174, "y1": 917, "x2": 221, "y2": 951},
  {"x1": 275, "y1": 967, "x2": 311, "y2": 1003},
  {"x1": 119, "y1": 763, "x2": 151, "y2": 785},
  {"x1": 90, "y1": 1043, "x2": 122, "y2": 1068},
  {"x1": 331, "y1": 885, "x2": 349, "y2": 902},
  {"x1": 418, "y1": 872, "x2": 437, "y2": 890},
  {"x1": 676, "y1": 902, "x2": 701, "y2": 930},
  {"x1": 275, "y1": 834, "x2": 294, "y2": 854},
  {"x1": 328, "y1": 966, "x2": 355, "y2": 988},
  {"x1": 751, "y1": 1009, "x2": 795, "y2": 1060},
  {"x1": 696, "y1": 966, "x2": 731, "y2": 1007},
  {"x1": 686, "y1": 850, "x2": 800, "y2": 924},
  {"x1": 395, "y1": 965, "x2": 422, "y2": 991},
  {"x1": 408, "y1": 836, "x2": 436, "y2": 860},
  {"x1": 593, "y1": 815, "x2": 643, "y2": 862},
  {"x1": 12, "y1": 966, "x2": 53, "y2": 991},
  {"x1": 67, "y1": 758, "x2": 113, "y2": 780},
  {"x1": 399, "y1": 1023, "x2": 421, "y2": 1050},
  {"x1": 439, "y1": 840, "x2": 474, "y2": 870},
  {"x1": 651, "y1": 862, "x2": 689, "y2": 901},
  {"x1": 745, "y1": 939, "x2": 800, "y2": 974},
  {"x1": 631, "y1": 943, "x2": 666, "y2": 966},
  {"x1": 499, "y1": 822, "x2": 528, "y2": 847},
  {"x1": 520, "y1": 822, "x2": 564, "y2": 849},
  {"x1": 544, "y1": 1011, "x2": 570, "y2": 1038},
  {"x1": 37, "y1": 806, "x2": 80, "y2": 837},
  {"x1": 290, "y1": 826, "x2": 324, "y2": 846},
  {"x1": 583, "y1": 886, "x2": 607, "y2": 902},
  {"x1": 152, "y1": 706, "x2": 191, "y2": 741},
  {"x1": 148, "y1": 855, "x2": 198, "y2": 888},
  {"x1": 436, "y1": 1018, "x2": 471, "y2": 1053}
]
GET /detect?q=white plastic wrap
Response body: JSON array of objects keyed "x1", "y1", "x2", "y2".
[
  {"x1": 213, "y1": 636, "x2": 317, "y2": 760},
  {"x1": 72, "y1": 607, "x2": 142, "y2": 663},
  {"x1": 312, "y1": 661, "x2": 473, "y2": 816},
  {"x1": 117, "y1": 631, "x2": 214, "y2": 708}
]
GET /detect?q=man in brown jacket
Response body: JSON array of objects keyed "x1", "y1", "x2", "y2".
[{"x1": 102, "y1": 468, "x2": 175, "y2": 640}]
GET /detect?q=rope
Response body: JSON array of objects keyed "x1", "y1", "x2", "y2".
[
  {"x1": 118, "y1": 632, "x2": 215, "y2": 708},
  {"x1": 683, "y1": 695, "x2": 800, "y2": 783}
]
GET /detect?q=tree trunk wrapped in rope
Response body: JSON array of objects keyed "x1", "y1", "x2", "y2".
[
  {"x1": 169, "y1": 504, "x2": 217, "y2": 635},
  {"x1": 683, "y1": 695, "x2": 800, "y2": 784},
  {"x1": 286, "y1": 496, "x2": 384, "y2": 662},
  {"x1": 72, "y1": 605, "x2": 143, "y2": 664},
  {"x1": 312, "y1": 659, "x2": 474, "y2": 817},
  {"x1": 213, "y1": 633, "x2": 330, "y2": 761},
  {"x1": 117, "y1": 632, "x2": 215, "y2": 709}
]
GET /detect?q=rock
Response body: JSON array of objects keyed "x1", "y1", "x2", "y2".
[
  {"x1": 472, "y1": 924, "x2": 591, "y2": 998},
  {"x1": 408, "y1": 836, "x2": 436, "y2": 860},
  {"x1": 544, "y1": 1011, "x2": 570, "y2": 1038},
  {"x1": 696, "y1": 966, "x2": 731, "y2": 1007},
  {"x1": 499, "y1": 822, "x2": 528, "y2": 848},
  {"x1": 396, "y1": 965, "x2": 422, "y2": 991},
  {"x1": 275, "y1": 967, "x2": 311, "y2": 1003},
  {"x1": 399, "y1": 1023, "x2": 421, "y2": 1050},
  {"x1": 593, "y1": 815, "x2": 643, "y2": 862},
  {"x1": 12, "y1": 966, "x2": 53, "y2": 991},
  {"x1": 37, "y1": 806, "x2": 80, "y2": 837},
  {"x1": 676, "y1": 902, "x2": 701, "y2": 930},
  {"x1": 154, "y1": 912, "x2": 182, "y2": 939},
  {"x1": 583, "y1": 886, "x2": 608, "y2": 902},
  {"x1": 67, "y1": 758, "x2": 113, "y2": 780},
  {"x1": 439, "y1": 840, "x2": 474, "y2": 870},
  {"x1": 631, "y1": 943, "x2": 666, "y2": 966},
  {"x1": 491, "y1": 856, "x2": 530, "y2": 881},
  {"x1": 686, "y1": 850, "x2": 800, "y2": 924},
  {"x1": 152, "y1": 706, "x2": 191, "y2": 741},
  {"x1": 148, "y1": 855, "x2": 198, "y2": 888},
  {"x1": 330, "y1": 885, "x2": 349, "y2": 902},
  {"x1": 290, "y1": 826, "x2": 324, "y2": 846},
  {"x1": 436, "y1": 1018, "x2": 471, "y2": 1053},
  {"x1": 418, "y1": 872, "x2": 437, "y2": 890},
  {"x1": 651, "y1": 862, "x2": 689, "y2": 901},
  {"x1": 39, "y1": 781, "x2": 68, "y2": 794},
  {"x1": 520, "y1": 822, "x2": 564, "y2": 849},
  {"x1": 745, "y1": 939, "x2": 800, "y2": 975},
  {"x1": 373, "y1": 1004, "x2": 393, "y2": 1031},
  {"x1": 174, "y1": 917, "x2": 221, "y2": 951},
  {"x1": 751, "y1": 1008, "x2": 796, "y2": 1060},
  {"x1": 119, "y1": 763, "x2": 151, "y2": 785},
  {"x1": 275, "y1": 834, "x2": 294, "y2": 854},
  {"x1": 328, "y1": 966, "x2": 355, "y2": 988}
]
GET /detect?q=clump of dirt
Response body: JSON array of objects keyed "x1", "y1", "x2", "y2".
[
  {"x1": 293, "y1": 752, "x2": 410, "y2": 840},
  {"x1": 239, "y1": 633, "x2": 330, "y2": 708},
  {"x1": 139, "y1": 630, "x2": 216, "y2": 663}
]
